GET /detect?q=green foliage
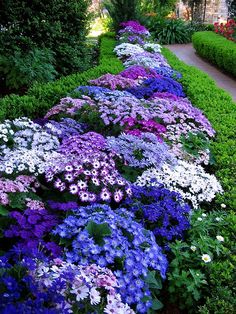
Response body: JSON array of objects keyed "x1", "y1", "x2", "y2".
[
  {"x1": 0, "y1": 35, "x2": 124, "y2": 121},
  {"x1": 0, "y1": 0, "x2": 92, "y2": 83},
  {"x1": 151, "y1": 19, "x2": 192, "y2": 44},
  {"x1": 180, "y1": 132, "x2": 210, "y2": 157},
  {"x1": 192, "y1": 31, "x2": 236, "y2": 77},
  {"x1": 162, "y1": 47, "x2": 236, "y2": 210},
  {"x1": 167, "y1": 210, "x2": 236, "y2": 312},
  {"x1": 0, "y1": 48, "x2": 57, "y2": 90},
  {"x1": 86, "y1": 221, "x2": 112, "y2": 245},
  {"x1": 103, "y1": 0, "x2": 139, "y2": 31},
  {"x1": 139, "y1": 0, "x2": 177, "y2": 18}
]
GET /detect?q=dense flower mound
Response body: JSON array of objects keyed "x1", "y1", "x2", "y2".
[
  {"x1": 107, "y1": 132, "x2": 176, "y2": 169},
  {"x1": 120, "y1": 65, "x2": 159, "y2": 80},
  {"x1": 114, "y1": 43, "x2": 145, "y2": 58},
  {"x1": 45, "y1": 151, "x2": 131, "y2": 203},
  {"x1": 123, "y1": 185, "x2": 191, "y2": 243},
  {"x1": 0, "y1": 256, "x2": 134, "y2": 314},
  {"x1": 75, "y1": 86, "x2": 135, "y2": 102},
  {"x1": 0, "y1": 19, "x2": 226, "y2": 314},
  {"x1": 43, "y1": 118, "x2": 87, "y2": 140},
  {"x1": 90, "y1": 73, "x2": 138, "y2": 90},
  {"x1": 135, "y1": 161, "x2": 223, "y2": 208},
  {"x1": 124, "y1": 52, "x2": 170, "y2": 68},
  {"x1": 53, "y1": 204, "x2": 168, "y2": 312},
  {"x1": 126, "y1": 77, "x2": 186, "y2": 99},
  {"x1": 44, "y1": 96, "x2": 96, "y2": 119},
  {"x1": 123, "y1": 117, "x2": 166, "y2": 139}
]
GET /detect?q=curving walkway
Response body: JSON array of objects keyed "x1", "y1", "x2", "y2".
[{"x1": 166, "y1": 43, "x2": 236, "y2": 102}]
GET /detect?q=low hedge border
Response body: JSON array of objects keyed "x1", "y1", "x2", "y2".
[
  {"x1": 162, "y1": 47, "x2": 236, "y2": 210},
  {"x1": 192, "y1": 31, "x2": 236, "y2": 77},
  {"x1": 0, "y1": 34, "x2": 124, "y2": 121}
]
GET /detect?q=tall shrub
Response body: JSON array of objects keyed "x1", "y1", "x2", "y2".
[
  {"x1": 0, "y1": 0, "x2": 92, "y2": 91},
  {"x1": 103, "y1": 0, "x2": 139, "y2": 31}
]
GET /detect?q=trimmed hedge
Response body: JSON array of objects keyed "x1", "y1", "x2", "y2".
[
  {"x1": 192, "y1": 31, "x2": 236, "y2": 77},
  {"x1": 162, "y1": 47, "x2": 236, "y2": 210},
  {"x1": 0, "y1": 35, "x2": 124, "y2": 121}
]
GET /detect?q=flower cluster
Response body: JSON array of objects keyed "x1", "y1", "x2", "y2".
[
  {"x1": 44, "y1": 96, "x2": 96, "y2": 119},
  {"x1": 5, "y1": 207, "x2": 60, "y2": 256},
  {"x1": 59, "y1": 132, "x2": 107, "y2": 156},
  {"x1": 120, "y1": 21, "x2": 150, "y2": 36},
  {"x1": 126, "y1": 76, "x2": 186, "y2": 99},
  {"x1": 53, "y1": 204, "x2": 168, "y2": 312},
  {"x1": 90, "y1": 73, "x2": 137, "y2": 90},
  {"x1": 120, "y1": 65, "x2": 159, "y2": 80},
  {"x1": 44, "y1": 118, "x2": 87, "y2": 140},
  {"x1": 107, "y1": 132, "x2": 176, "y2": 169},
  {"x1": 45, "y1": 152, "x2": 131, "y2": 203},
  {"x1": 143, "y1": 43, "x2": 162, "y2": 53},
  {"x1": 123, "y1": 185, "x2": 191, "y2": 243},
  {"x1": 214, "y1": 19, "x2": 236, "y2": 42},
  {"x1": 32, "y1": 260, "x2": 135, "y2": 313},
  {"x1": 114, "y1": 43, "x2": 144, "y2": 58},
  {"x1": 135, "y1": 160, "x2": 223, "y2": 208},
  {"x1": 0, "y1": 175, "x2": 37, "y2": 206},
  {"x1": 123, "y1": 117, "x2": 166, "y2": 139},
  {"x1": 124, "y1": 52, "x2": 169, "y2": 68},
  {"x1": 153, "y1": 66, "x2": 182, "y2": 79}
]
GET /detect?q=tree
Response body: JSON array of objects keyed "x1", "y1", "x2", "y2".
[
  {"x1": 226, "y1": 0, "x2": 236, "y2": 18},
  {"x1": 103, "y1": 0, "x2": 139, "y2": 30}
]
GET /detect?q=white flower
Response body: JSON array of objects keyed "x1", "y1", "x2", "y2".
[
  {"x1": 71, "y1": 284, "x2": 89, "y2": 302},
  {"x1": 201, "y1": 254, "x2": 211, "y2": 263},
  {"x1": 190, "y1": 245, "x2": 197, "y2": 252},
  {"x1": 221, "y1": 203, "x2": 226, "y2": 208},
  {"x1": 216, "y1": 235, "x2": 224, "y2": 242},
  {"x1": 202, "y1": 213, "x2": 207, "y2": 217},
  {"x1": 89, "y1": 287, "x2": 101, "y2": 305},
  {"x1": 197, "y1": 217, "x2": 202, "y2": 221},
  {"x1": 215, "y1": 217, "x2": 221, "y2": 222}
]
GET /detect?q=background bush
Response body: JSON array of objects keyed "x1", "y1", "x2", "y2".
[
  {"x1": 162, "y1": 47, "x2": 236, "y2": 210},
  {"x1": 192, "y1": 31, "x2": 236, "y2": 77},
  {"x1": 0, "y1": 35, "x2": 124, "y2": 121},
  {"x1": 0, "y1": 0, "x2": 92, "y2": 93}
]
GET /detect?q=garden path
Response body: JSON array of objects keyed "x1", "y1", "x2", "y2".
[{"x1": 166, "y1": 43, "x2": 236, "y2": 102}]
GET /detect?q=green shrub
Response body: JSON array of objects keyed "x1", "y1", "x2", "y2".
[
  {"x1": 103, "y1": 0, "x2": 139, "y2": 31},
  {"x1": 0, "y1": 48, "x2": 57, "y2": 90},
  {"x1": 192, "y1": 31, "x2": 236, "y2": 77},
  {"x1": 151, "y1": 19, "x2": 192, "y2": 44},
  {"x1": 0, "y1": 0, "x2": 92, "y2": 78},
  {"x1": 0, "y1": 35, "x2": 124, "y2": 121},
  {"x1": 162, "y1": 47, "x2": 236, "y2": 210}
]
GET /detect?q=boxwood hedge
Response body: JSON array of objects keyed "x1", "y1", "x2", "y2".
[
  {"x1": 162, "y1": 47, "x2": 236, "y2": 210},
  {"x1": 192, "y1": 31, "x2": 236, "y2": 77},
  {"x1": 0, "y1": 34, "x2": 124, "y2": 121}
]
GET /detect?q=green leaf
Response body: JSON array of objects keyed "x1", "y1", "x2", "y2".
[
  {"x1": 0, "y1": 205, "x2": 9, "y2": 216},
  {"x1": 145, "y1": 271, "x2": 162, "y2": 289},
  {"x1": 86, "y1": 221, "x2": 111, "y2": 245},
  {"x1": 152, "y1": 299, "x2": 163, "y2": 310}
]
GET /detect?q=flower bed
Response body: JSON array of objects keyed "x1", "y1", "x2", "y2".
[
  {"x1": 192, "y1": 31, "x2": 236, "y2": 77},
  {"x1": 0, "y1": 21, "x2": 235, "y2": 314}
]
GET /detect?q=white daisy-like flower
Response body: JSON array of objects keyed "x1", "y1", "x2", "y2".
[
  {"x1": 201, "y1": 254, "x2": 211, "y2": 263},
  {"x1": 216, "y1": 235, "x2": 224, "y2": 242},
  {"x1": 190, "y1": 245, "x2": 197, "y2": 252}
]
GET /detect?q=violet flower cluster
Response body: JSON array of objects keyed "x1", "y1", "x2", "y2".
[
  {"x1": 45, "y1": 152, "x2": 131, "y2": 203},
  {"x1": 5, "y1": 207, "x2": 61, "y2": 257},
  {"x1": 53, "y1": 204, "x2": 168, "y2": 313},
  {"x1": 123, "y1": 117, "x2": 166, "y2": 140},
  {"x1": 90, "y1": 73, "x2": 138, "y2": 90},
  {"x1": 107, "y1": 132, "x2": 176, "y2": 169}
]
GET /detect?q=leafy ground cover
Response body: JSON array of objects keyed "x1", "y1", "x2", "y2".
[{"x1": 0, "y1": 21, "x2": 235, "y2": 314}]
